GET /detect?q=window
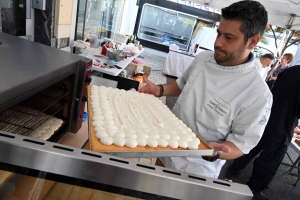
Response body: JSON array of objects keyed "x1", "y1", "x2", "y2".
[
  {"x1": 137, "y1": 4, "x2": 197, "y2": 51},
  {"x1": 75, "y1": 0, "x2": 124, "y2": 45}
]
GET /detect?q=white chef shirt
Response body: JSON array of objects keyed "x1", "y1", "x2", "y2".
[
  {"x1": 161, "y1": 51, "x2": 273, "y2": 178},
  {"x1": 260, "y1": 66, "x2": 271, "y2": 81}
]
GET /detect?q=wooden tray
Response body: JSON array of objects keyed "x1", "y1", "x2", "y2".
[{"x1": 87, "y1": 85, "x2": 213, "y2": 158}]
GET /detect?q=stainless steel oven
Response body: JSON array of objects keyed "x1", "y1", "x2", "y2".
[{"x1": 0, "y1": 32, "x2": 92, "y2": 142}]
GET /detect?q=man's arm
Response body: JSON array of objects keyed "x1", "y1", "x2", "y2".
[
  {"x1": 138, "y1": 75, "x2": 182, "y2": 97},
  {"x1": 228, "y1": 96, "x2": 272, "y2": 156},
  {"x1": 162, "y1": 81, "x2": 182, "y2": 96},
  {"x1": 208, "y1": 95, "x2": 273, "y2": 161}
]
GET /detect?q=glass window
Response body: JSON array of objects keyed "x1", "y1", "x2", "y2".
[
  {"x1": 137, "y1": 4, "x2": 197, "y2": 51},
  {"x1": 75, "y1": 0, "x2": 87, "y2": 40},
  {"x1": 75, "y1": 0, "x2": 124, "y2": 46}
]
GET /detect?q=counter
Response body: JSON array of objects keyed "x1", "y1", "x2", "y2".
[{"x1": 90, "y1": 47, "x2": 144, "y2": 76}]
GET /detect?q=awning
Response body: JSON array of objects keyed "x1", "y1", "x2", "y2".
[{"x1": 188, "y1": 0, "x2": 300, "y2": 30}]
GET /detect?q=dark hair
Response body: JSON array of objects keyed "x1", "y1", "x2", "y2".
[
  {"x1": 261, "y1": 53, "x2": 274, "y2": 60},
  {"x1": 221, "y1": 1, "x2": 268, "y2": 43}
]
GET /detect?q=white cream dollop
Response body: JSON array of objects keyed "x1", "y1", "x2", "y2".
[{"x1": 125, "y1": 138, "x2": 137, "y2": 148}]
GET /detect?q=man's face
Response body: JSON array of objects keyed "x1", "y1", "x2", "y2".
[
  {"x1": 261, "y1": 58, "x2": 274, "y2": 68},
  {"x1": 266, "y1": 59, "x2": 274, "y2": 67},
  {"x1": 214, "y1": 19, "x2": 255, "y2": 66}
]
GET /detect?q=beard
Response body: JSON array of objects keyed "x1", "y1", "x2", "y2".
[{"x1": 214, "y1": 45, "x2": 247, "y2": 66}]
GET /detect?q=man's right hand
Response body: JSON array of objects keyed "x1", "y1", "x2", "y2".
[{"x1": 138, "y1": 76, "x2": 161, "y2": 97}]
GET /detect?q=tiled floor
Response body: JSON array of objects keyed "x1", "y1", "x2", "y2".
[{"x1": 143, "y1": 47, "x2": 168, "y2": 58}]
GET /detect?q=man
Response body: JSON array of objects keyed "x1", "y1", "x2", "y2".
[
  {"x1": 258, "y1": 54, "x2": 274, "y2": 80},
  {"x1": 226, "y1": 65, "x2": 300, "y2": 200},
  {"x1": 139, "y1": 1, "x2": 272, "y2": 179}
]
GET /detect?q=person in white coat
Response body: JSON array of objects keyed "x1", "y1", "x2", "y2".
[
  {"x1": 139, "y1": 1, "x2": 272, "y2": 179},
  {"x1": 258, "y1": 54, "x2": 274, "y2": 80}
]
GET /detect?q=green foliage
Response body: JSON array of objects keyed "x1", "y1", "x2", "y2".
[
  {"x1": 265, "y1": 25, "x2": 299, "y2": 54},
  {"x1": 260, "y1": 34, "x2": 268, "y2": 45}
]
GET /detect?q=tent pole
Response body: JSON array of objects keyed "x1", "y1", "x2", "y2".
[{"x1": 286, "y1": 14, "x2": 296, "y2": 29}]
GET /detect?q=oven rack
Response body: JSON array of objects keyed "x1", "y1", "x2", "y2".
[{"x1": 0, "y1": 86, "x2": 69, "y2": 136}]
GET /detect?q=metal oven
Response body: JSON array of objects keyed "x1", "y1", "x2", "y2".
[{"x1": 0, "y1": 32, "x2": 92, "y2": 142}]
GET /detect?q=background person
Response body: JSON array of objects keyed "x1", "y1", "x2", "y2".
[
  {"x1": 226, "y1": 65, "x2": 300, "y2": 200},
  {"x1": 266, "y1": 53, "x2": 294, "y2": 89},
  {"x1": 139, "y1": 1, "x2": 272, "y2": 179},
  {"x1": 258, "y1": 54, "x2": 274, "y2": 80}
]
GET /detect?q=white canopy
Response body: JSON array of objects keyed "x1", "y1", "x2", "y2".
[{"x1": 189, "y1": 0, "x2": 300, "y2": 30}]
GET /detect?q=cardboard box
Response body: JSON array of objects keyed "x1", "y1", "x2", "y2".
[
  {"x1": 131, "y1": 63, "x2": 152, "y2": 76},
  {"x1": 143, "y1": 65, "x2": 151, "y2": 77},
  {"x1": 131, "y1": 64, "x2": 152, "y2": 87}
]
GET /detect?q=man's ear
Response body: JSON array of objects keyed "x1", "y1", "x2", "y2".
[{"x1": 247, "y1": 34, "x2": 260, "y2": 50}]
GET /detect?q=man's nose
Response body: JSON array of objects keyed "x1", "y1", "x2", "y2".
[{"x1": 214, "y1": 36, "x2": 224, "y2": 48}]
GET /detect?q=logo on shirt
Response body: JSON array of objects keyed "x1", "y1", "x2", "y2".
[
  {"x1": 207, "y1": 97, "x2": 229, "y2": 116},
  {"x1": 259, "y1": 107, "x2": 271, "y2": 125}
]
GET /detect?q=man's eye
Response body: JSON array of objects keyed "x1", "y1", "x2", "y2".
[{"x1": 226, "y1": 37, "x2": 232, "y2": 40}]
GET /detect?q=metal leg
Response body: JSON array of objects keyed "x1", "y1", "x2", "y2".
[
  {"x1": 273, "y1": 156, "x2": 300, "y2": 181},
  {"x1": 294, "y1": 161, "x2": 300, "y2": 186},
  {"x1": 286, "y1": 152, "x2": 294, "y2": 163}
]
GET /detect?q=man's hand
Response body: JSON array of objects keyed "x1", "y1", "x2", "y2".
[
  {"x1": 138, "y1": 76, "x2": 161, "y2": 97},
  {"x1": 139, "y1": 76, "x2": 181, "y2": 97},
  {"x1": 271, "y1": 77, "x2": 277, "y2": 81},
  {"x1": 208, "y1": 142, "x2": 231, "y2": 153},
  {"x1": 208, "y1": 141, "x2": 243, "y2": 160}
]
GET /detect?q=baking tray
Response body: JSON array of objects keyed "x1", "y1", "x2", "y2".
[{"x1": 87, "y1": 85, "x2": 214, "y2": 158}]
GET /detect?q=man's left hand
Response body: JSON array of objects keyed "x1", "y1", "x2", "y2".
[
  {"x1": 208, "y1": 142, "x2": 231, "y2": 157},
  {"x1": 208, "y1": 141, "x2": 244, "y2": 160}
]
